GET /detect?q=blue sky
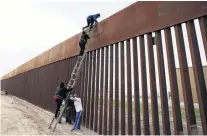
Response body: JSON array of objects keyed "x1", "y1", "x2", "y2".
[{"x1": 0, "y1": 0, "x2": 135, "y2": 78}]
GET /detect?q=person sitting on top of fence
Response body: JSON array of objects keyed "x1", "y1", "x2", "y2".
[
  {"x1": 82, "y1": 13, "x2": 101, "y2": 30},
  {"x1": 53, "y1": 82, "x2": 73, "y2": 121},
  {"x1": 79, "y1": 31, "x2": 90, "y2": 56}
]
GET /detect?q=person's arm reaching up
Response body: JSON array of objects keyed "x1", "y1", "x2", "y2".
[
  {"x1": 93, "y1": 15, "x2": 98, "y2": 23},
  {"x1": 66, "y1": 88, "x2": 73, "y2": 93},
  {"x1": 70, "y1": 97, "x2": 81, "y2": 102}
]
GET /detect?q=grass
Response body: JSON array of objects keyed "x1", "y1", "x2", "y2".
[{"x1": 108, "y1": 98, "x2": 201, "y2": 121}]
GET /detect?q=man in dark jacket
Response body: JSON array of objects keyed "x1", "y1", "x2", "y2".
[
  {"x1": 53, "y1": 82, "x2": 72, "y2": 119},
  {"x1": 82, "y1": 13, "x2": 100, "y2": 30},
  {"x1": 79, "y1": 31, "x2": 90, "y2": 56}
]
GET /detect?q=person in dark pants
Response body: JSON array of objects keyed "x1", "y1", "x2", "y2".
[
  {"x1": 82, "y1": 13, "x2": 100, "y2": 30},
  {"x1": 66, "y1": 98, "x2": 74, "y2": 124},
  {"x1": 79, "y1": 31, "x2": 90, "y2": 56},
  {"x1": 53, "y1": 82, "x2": 72, "y2": 121}
]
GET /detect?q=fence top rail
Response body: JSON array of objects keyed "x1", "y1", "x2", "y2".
[{"x1": 2, "y1": 1, "x2": 207, "y2": 80}]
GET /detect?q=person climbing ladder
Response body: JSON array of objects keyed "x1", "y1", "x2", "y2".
[
  {"x1": 49, "y1": 13, "x2": 101, "y2": 131},
  {"x1": 53, "y1": 82, "x2": 73, "y2": 122},
  {"x1": 78, "y1": 31, "x2": 90, "y2": 56},
  {"x1": 82, "y1": 13, "x2": 101, "y2": 30}
]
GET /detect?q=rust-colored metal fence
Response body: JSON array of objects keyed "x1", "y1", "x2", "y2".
[{"x1": 1, "y1": 1, "x2": 207, "y2": 135}]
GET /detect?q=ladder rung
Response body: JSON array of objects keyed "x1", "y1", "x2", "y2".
[
  {"x1": 71, "y1": 72, "x2": 77, "y2": 75},
  {"x1": 71, "y1": 76, "x2": 77, "y2": 79}
]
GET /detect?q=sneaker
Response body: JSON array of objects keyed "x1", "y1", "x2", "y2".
[{"x1": 71, "y1": 128, "x2": 79, "y2": 132}]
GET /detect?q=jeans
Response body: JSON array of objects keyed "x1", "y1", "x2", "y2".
[{"x1": 73, "y1": 111, "x2": 82, "y2": 130}]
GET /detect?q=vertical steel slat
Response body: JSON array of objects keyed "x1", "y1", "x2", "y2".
[
  {"x1": 83, "y1": 54, "x2": 89, "y2": 126},
  {"x1": 186, "y1": 20, "x2": 207, "y2": 134},
  {"x1": 79, "y1": 59, "x2": 84, "y2": 124},
  {"x1": 56, "y1": 61, "x2": 61, "y2": 84},
  {"x1": 146, "y1": 33, "x2": 160, "y2": 134},
  {"x1": 72, "y1": 57, "x2": 77, "y2": 94},
  {"x1": 120, "y1": 41, "x2": 126, "y2": 135},
  {"x1": 126, "y1": 39, "x2": 133, "y2": 135},
  {"x1": 114, "y1": 43, "x2": 119, "y2": 135},
  {"x1": 140, "y1": 35, "x2": 150, "y2": 135},
  {"x1": 31, "y1": 70, "x2": 36, "y2": 104},
  {"x1": 103, "y1": 46, "x2": 109, "y2": 135},
  {"x1": 199, "y1": 16, "x2": 207, "y2": 60},
  {"x1": 155, "y1": 30, "x2": 171, "y2": 135},
  {"x1": 77, "y1": 61, "x2": 82, "y2": 97},
  {"x1": 80, "y1": 57, "x2": 85, "y2": 106},
  {"x1": 108, "y1": 45, "x2": 114, "y2": 135},
  {"x1": 79, "y1": 59, "x2": 83, "y2": 96},
  {"x1": 90, "y1": 50, "x2": 97, "y2": 129},
  {"x1": 86, "y1": 52, "x2": 92, "y2": 128},
  {"x1": 74, "y1": 58, "x2": 80, "y2": 94},
  {"x1": 98, "y1": 48, "x2": 105, "y2": 135},
  {"x1": 77, "y1": 56, "x2": 83, "y2": 96},
  {"x1": 64, "y1": 59, "x2": 68, "y2": 87},
  {"x1": 66, "y1": 58, "x2": 71, "y2": 84},
  {"x1": 71, "y1": 58, "x2": 76, "y2": 123},
  {"x1": 38, "y1": 68, "x2": 43, "y2": 107},
  {"x1": 94, "y1": 49, "x2": 100, "y2": 132},
  {"x1": 35, "y1": 71, "x2": 40, "y2": 106},
  {"x1": 174, "y1": 24, "x2": 197, "y2": 134},
  {"x1": 132, "y1": 37, "x2": 141, "y2": 135},
  {"x1": 84, "y1": 55, "x2": 90, "y2": 125},
  {"x1": 164, "y1": 27, "x2": 183, "y2": 134},
  {"x1": 81, "y1": 55, "x2": 87, "y2": 125},
  {"x1": 22, "y1": 72, "x2": 28, "y2": 101}
]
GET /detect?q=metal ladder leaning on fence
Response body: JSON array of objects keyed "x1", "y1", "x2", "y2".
[
  {"x1": 48, "y1": 53, "x2": 86, "y2": 131},
  {"x1": 48, "y1": 27, "x2": 95, "y2": 132}
]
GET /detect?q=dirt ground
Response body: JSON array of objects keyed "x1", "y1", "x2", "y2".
[{"x1": 0, "y1": 93, "x2": 97, "y2": 135}]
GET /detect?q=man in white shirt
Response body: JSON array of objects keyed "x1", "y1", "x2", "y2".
[{"x1": 70, "y1": 94, "x2": 83, "y2": 131}]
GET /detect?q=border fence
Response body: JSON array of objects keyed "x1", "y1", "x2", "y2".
[{"x1": 1, "y1": 1, "x2": 207, "y2": 135}]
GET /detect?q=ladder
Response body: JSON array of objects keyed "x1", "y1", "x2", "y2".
[
  {"x1": 48, "y1": 53, "x2": 86, "y2": 131},
  {"x1": 48, "y1": 26, "x2": 96, "y2": 131}
]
